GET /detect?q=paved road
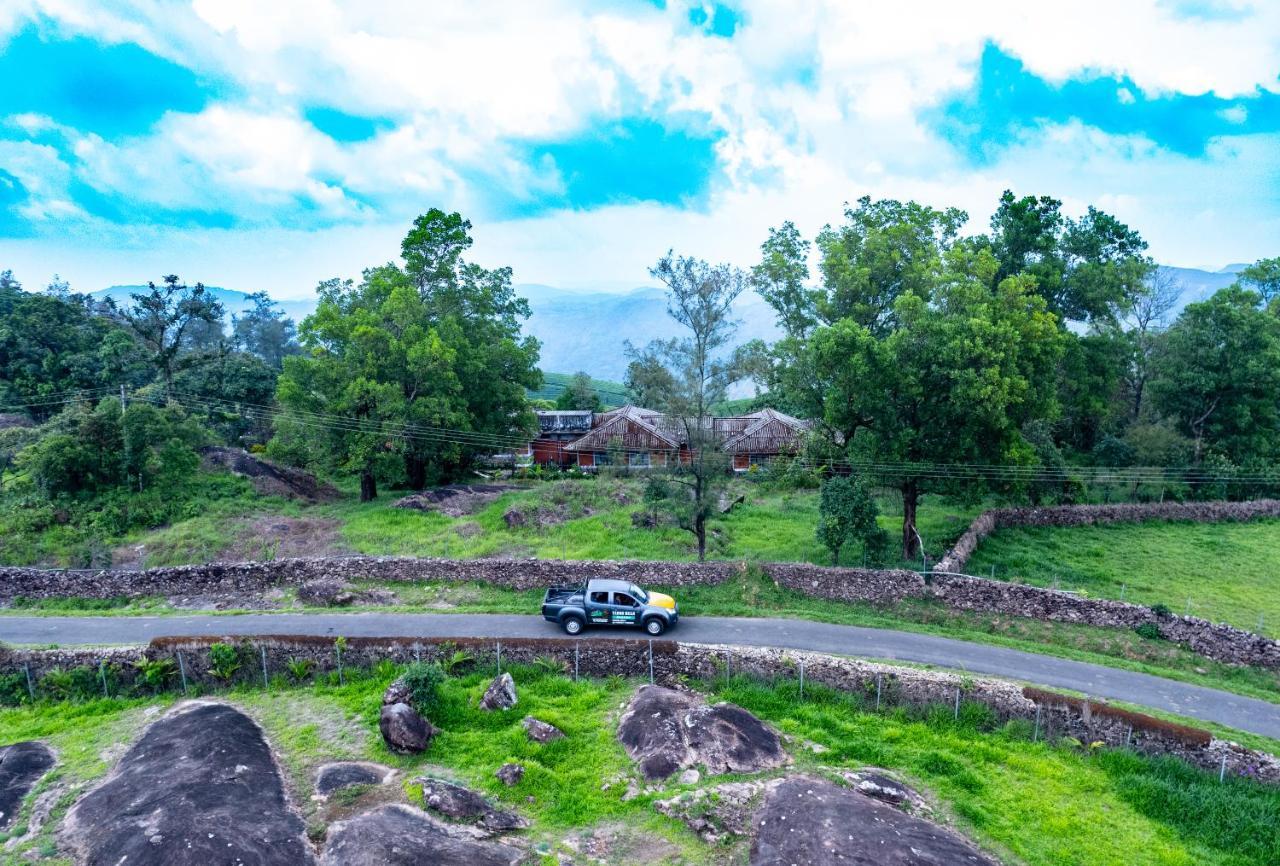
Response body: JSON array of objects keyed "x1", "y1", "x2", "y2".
[{"x1": 3, "y1": 612, "x2": 1277, "y2": 739}]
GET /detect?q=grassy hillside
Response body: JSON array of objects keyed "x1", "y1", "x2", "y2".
[
  {"x1": 966, "y1": 520, "x2": 1280, "y2": 638},
  {"x1": 527, "y1": 372, "x2": 630, "y2": 408},
  {"x1": 1, "y1": 663, "x2": 1275, "y2": 865}
]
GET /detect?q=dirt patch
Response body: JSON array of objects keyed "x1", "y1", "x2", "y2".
[
  {"x1": 201, "y1": 446, "x2": 340, "y2": 502},
  {"x1": 393, "y1": 485, "x2": 519, "y2": 517},
  {"x1": 234, "y1": 516, "x2": 348, "y2": 561}
]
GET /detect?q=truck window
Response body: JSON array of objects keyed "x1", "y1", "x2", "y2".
[
  {"x1": 589, "y1": 591, "x2": 609, "y2": 604},
  {"x1": 613, "y1": 592, "x2": 638, "y2": 607}
]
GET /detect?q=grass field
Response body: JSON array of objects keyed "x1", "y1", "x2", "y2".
[
  {"x1": 0, "y1": 662, "x2": 1275, "y2": 865},
  {"x1": 966, "y1": 519, "x2": 1280, "y2": 638}
]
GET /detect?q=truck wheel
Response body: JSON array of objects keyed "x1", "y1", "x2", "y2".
[
  {"x1": 644, "y1": 618, "x2": 666, "y2": 636},
  {"x1": 562, "y1": 616, "x2": 585, "y2": 635}
]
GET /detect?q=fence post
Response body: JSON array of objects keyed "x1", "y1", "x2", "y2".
[
  {"x1": 1125, "y1": 724, "x2": 1132, "y2": 748},
  {"x1": 798, "y1": 659, "x2": 805, "y2": 700},
  {"x1": 574, "y1": 642, "x2": 579, "y2": 682},
  {"x1": 177, "y1": 651, "x2": 188, "y2": 694},
  {"x1": 875, "y1": 673, "x2": 882, "y2": 711},
  {"x1": 414, "y1": 643, "x2": 422, "y2": 664},
  {"x1": 260, "y1": 646, "x2": 269, "y2": 690},
  {"x1": 99, "y1": 660, "x2": 109, "y2": 698},
  {"x1": 1033, "y1": 705, "x2": 1041, "y2": 742},
  {"x1": 724, "y1": 651, "x2": 731, "y2": 685},
  {"x1": 954, "y1": 688, "x2": 961, "y2": 720},
  {"x1": 496, "y1": 641, "x2": 502, "y2": 676},
  {"x1": 1219, "y1": 754, "x2": 1228, "y2": 783},
  {"x1": 23, "y1": 664, "x2": 34, "y2": 702},
  {"x1": 648, "y1": 641, "x2": 654, "y2": 685},
  {"x1": 336, "y1": 643, "x2": 344, "y2": 685}
]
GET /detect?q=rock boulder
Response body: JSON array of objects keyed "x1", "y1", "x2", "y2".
[
  {"x1": 297, "y1": 578, "x2": 356, "y2": 607},
  {"x1": 380, "y1": 703, "x2": 437, "y2": 753},
  {"x1": 61, "y1": 702, "x2": 314, "y2": 865},
  {"x1": 496, "y1": 764, "x2": 524, "y2": 787},
  {"x1": 321, "y1": 805, "x2": 521, "y2": 866},
  {"x1": 750, "y1": 776, "x2": 998, "y2": 866},
  {"x1": 0, "y1": 741, "x2": 54, "y2": 829},
  {"x1": 418, "y1": 778, "x2": 529, "y2": 833},
  {"x1": 479, "y1": 673, "x2": 517, "y2": 711},
  {"x1": 316, "y1": 762, "x2": 395, "y2": 796},
  {"x1": 617, "y1": 686, "x2": 787, "y2": 781},
  {"x1": 522, "y1": 716, "x2": 564, "y2": 743}
]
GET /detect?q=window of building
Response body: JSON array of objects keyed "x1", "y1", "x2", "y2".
[{"x1": 627, "y1": 451, "x2": 650, "y2": 468}]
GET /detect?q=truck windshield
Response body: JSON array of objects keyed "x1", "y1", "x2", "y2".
[{"x1": 629, "y1": 584, "x2": 648, "y2": 603}]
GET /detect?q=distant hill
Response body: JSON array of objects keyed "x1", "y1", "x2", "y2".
[{"x1": 91, "y1": 264, "x2": 1246, "y2": 384}]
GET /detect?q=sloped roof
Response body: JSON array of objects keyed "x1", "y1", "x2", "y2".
[
  {"x1": 563, "y1": 405, "x2": 682, "y2": 452},
  {"x1": 721, "y1": 408, "x2": 808, "y2": 454}
]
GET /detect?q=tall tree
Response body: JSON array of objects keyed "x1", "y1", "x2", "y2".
[
  {"x1": 1122, "y1": 268, "x2": 1182, "y2": 422},
  {"x1": 632, "y1": 253, "x2": 748, "y2": 560},
  {"x1": 806, "y1": 245, "x2": 1064, "y2": 559},
  {"x1": 1150, "y1": 286, "x2": 1280, "y2": 465},
  {"x1": 750, "y1": 221, "x2": 815, "y2": 339},
  {"x1": 623, "y1": 355, "x2": 677, "y2": 409},
  {"x1": 554, "y1": 372, "x2": 603, "y2": 411},
  {"x1": 272, "y1": 211, "x2": 541, "y2": 498},
  {"x1": 116, "y1": 275, "x2": 225, "y2": 390},
  {"x1": 233, "y1": 291, "x2": 299, "y2": 369},
  {"x1": 988, "y1": 191, "x2": 1149, "y2": 325},
  {"x1": 1236, "y1": 257, "x2": 1280, "y2": 306}
]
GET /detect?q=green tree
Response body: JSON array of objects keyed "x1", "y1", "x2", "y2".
[
  {"x1": 816, "y1": 474, "x2": 888, "y2": 566},
  {"x1": 0, "y1": 280, "x2": 147, "y2": 417},
  {"x1": 171, "y1": 349, "x2": 277, "y2": 445},
  {"x1": 1150, "y1": 286, "x2": 1280, "y2": 465},
  {"x1": 805, "y1": 245, "x2": 1064, "y2": 559},
  {"x1": 631, "y1": 252, "x2": 749, "y2": 560},
  {"x1": 115, "y1": 276, "x2": 225, "y2": 390},
  {"x1": 623, "y1": 354, "x2": 677, "y2": 408},
  {"x1": 987, "y1": 191, "x2": 1150, "y2": 325},
  {"x1": 750, "y1": 220, "x2": 815, "y2": 339},
  {"x1": 273, "y1": 211, "x2": 541, "y2": 498},
  {"x1": 1236, "y1": 257, "x2": 1280, "y2": 306},
  {"x1": 233, "y1": 291, "x2": 299, "y2": 369},
  {"x1": 554, "y1": 371, "x2": 603, "y2": 411}
]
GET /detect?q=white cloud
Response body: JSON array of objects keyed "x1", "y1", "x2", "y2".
[{"x1": 3, "y1": 0, "x2": 1279, "y2": 293}]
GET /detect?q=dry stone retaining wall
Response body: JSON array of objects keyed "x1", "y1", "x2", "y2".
[
  {"x1": 1, "y1": 636, "x2": 1275, "y2": 784},
  {"x1": 937, "y1": 498, "x2": 1280, "y2": 574}
]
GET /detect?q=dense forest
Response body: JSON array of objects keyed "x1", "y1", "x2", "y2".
[{"x1": 2, "y1": 193, "x2": 1278, "y2": 563}]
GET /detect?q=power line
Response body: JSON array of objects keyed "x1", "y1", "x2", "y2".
[{"x1": 12, "y1": 386, "x2": 1280, "y2": 485}]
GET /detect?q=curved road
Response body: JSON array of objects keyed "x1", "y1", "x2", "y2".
[{"x1": 3, "y1": 612, "x2": 1277, "y2": 739}]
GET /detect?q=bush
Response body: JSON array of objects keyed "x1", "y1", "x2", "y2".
[
  {"x1": 1134, "y1": 622, "x2": 1164, "y2": 641},
  {"x1": 208, "y1": 643, "x2": 243, "y2": 681},
  {"x1": 133, "y1": 657, "x2": 177, "y2": 692},
  {"x1": 1149, "y1": 603, "x2": 1173, "y2": 618},
  {"x1": 400, "y1": 661, "x2": 446, "y2": 718}
]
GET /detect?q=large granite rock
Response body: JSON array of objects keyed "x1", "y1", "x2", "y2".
[
  {"x1": 61, "y1": 702, "x2": 314, "y2": 865},
  {"x1": 418, "y1": 778, "x2": 529, "y2": 833},
  {"x1": 750, "y1": 777, "x2": 998, "y2": 866},
  {"x1": 479, "y1": 673, "x2": 518, "y2": 711},
  {"x1": 380, "y1": 703, "x2": 437, "y2": 753},
  {"x1": 522, "y1": 716, "x2": 564, "y2": 743},
  {"x1": 617, "y1": 686, "x2": 788, "y2": 781},
  {"x1": 321, "y1": 804, "x2": 522, "y2": 865},
  {"x1": 316, "y1": 762, "x2": 395, "y2": 796},
  {"x1": 0, "y1": 741, "x2": 54, "y2": 829}
]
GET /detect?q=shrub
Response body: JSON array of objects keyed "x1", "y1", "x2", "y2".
[
  {"x1": 286, "y1": 658, "x2": 315, "y2": 682},
  {"x1": 441, "y1": 648, "x2": 474, "y2": 675},
  {"x1": 133, "y1": 657, "x2": 177, "y2": 692},
  {"x1": 0, "y1": 671, "x2": 30, "y2": 706},
  {"x1": 40, "y1": 665, "x2": 99, "y2": 701},
  {"x1": 208, "y1": 643, "x2": 243, "y2": 681},
  {"x1": 400, "y1": 662, "x2": 445, "y2": 718},
  {"x1": 1134, "y1": 622, "x2": 1164, "y2": 641},
  {"x1": 1149, "y1": 603, "x2": 1173, "y2": 618}
]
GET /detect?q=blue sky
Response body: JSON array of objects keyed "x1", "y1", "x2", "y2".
[{"x1": 1, "y1": 1, "x2": 1278, "y2": 296}]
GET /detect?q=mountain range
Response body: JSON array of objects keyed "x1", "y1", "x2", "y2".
[{"x1": 92, "y1": 264, "x2": 1247, "y2": 382}]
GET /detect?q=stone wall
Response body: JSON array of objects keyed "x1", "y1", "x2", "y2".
[
  {"x1": 1, "y1": 551, "x2": 1276, "y2": 669},
  {"x1": 937, "y1": 498, "x2": 1280, "y2": 574},
  {"x1": 1, "y1": 636, "x2": 1274, "y2": 784}
]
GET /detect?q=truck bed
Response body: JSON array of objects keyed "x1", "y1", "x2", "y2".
[{"x1": 543, "y1": 584, "x2": 583, "y2": 604}]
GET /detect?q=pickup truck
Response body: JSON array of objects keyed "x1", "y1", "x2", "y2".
[{"x1": 541, "y1": 578, "x2": 679, "y2": 636}]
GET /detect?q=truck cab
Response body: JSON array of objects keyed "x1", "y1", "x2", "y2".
[{"x1": 542, "y1": 578, "x2": 679, "y2": 636}]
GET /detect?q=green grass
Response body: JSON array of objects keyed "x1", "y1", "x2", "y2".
[
  {"x1": 0, "y1": 664, "x2": 1276, "y2": 865},
  {"x1": 966, "y1": 519, "x2": 1280, "y2": 638}
]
